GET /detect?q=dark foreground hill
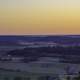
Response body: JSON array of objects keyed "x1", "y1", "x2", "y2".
[{"x1": 7, "y1": 46, "x2": 80, "y2": 64}]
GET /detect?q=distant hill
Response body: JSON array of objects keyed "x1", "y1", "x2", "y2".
[{"x1": 0, "y1": 35, "x2": 80, "y2": 45}]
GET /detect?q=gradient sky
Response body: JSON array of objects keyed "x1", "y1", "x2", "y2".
[{"x1": 0, "y1": 0, "x2": 80, "y2": 35}]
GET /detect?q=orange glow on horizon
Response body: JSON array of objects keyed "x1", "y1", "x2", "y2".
[{"x1": 0, "y1": 0, "x2": 80, "y2": 35}]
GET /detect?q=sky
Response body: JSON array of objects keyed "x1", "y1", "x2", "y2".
[{"x1": 0, "y1": 0, "x2": 80, "y2": 35}]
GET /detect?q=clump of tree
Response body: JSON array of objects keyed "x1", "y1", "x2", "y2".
[
  {"x1": 73, "y1": 72, "x2": 80, "y2": 80},
  {"x1": 14, "y1": 76, "x2": 22, "y2": 80}
]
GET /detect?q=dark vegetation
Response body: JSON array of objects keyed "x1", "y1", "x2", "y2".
[{"x1": 7, "y1": 46, "x2": 80, "y2": 64}]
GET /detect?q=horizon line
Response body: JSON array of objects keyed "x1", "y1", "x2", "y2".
[{"x1": 0, "y1": 34, "x2": 79, "y2": 36}]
